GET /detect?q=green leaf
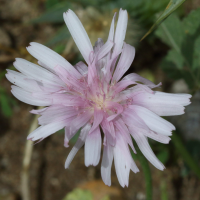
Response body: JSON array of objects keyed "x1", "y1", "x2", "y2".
[
  {"x1": 161, "y1": 60, "x2": 182, "y2": 80},
  {"x1": 182, "y1": 7, "x2": 200, "y2": 35},
  {"x1": 161, "y1": 56, "x2": 196, "y2": 89},
  {"x1": 156, "y1": 8, "x2": 200, "y2": 90},
  {"x1": 32, "y1": 2, "x2": 73, "y2": 24},
  {"x1": 166, "y1": 49, "x2": 185, "y2": 69},
  {"x1": 182, "y1": 8, "x2": 200, "y2": 70},
  {"x1": 155, "y1": 14, "x2": 184, "y2": 49},
  {"x1": 160, "y1": 49, "x2": 185, "y2": 81},
  {"x1": 141, "y1": 0, "x2": 187, "y2": 40},
  {"x1": 45, "y1": 0, "x2": 60, "y2": 10}
]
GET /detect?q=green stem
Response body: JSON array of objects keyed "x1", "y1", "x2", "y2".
[
  {"x1": 171, "y1": 132, "x2": 200, "y2": 179},
  {"x1": 160, "y1": 179, "x2": 168, "y2": 200},
  {"x1": 133, "y1": 145, "x2": 152, "y2": 200}
]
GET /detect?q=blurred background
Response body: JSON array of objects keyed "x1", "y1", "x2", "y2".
[{"x1": 0, "y1": 0, "x2": 200, "y2": 200}]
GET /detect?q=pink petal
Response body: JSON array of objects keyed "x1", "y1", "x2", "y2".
[
  {"x1": 89, "y1": 109, "x2": 104, "y2": 134},
  {"x1": 70, "y1": 111, "x2": 92, "y2": 136},
  {"x1": 101, "y1": 117, "x2": 116, "y2": 146},
  {"x1": 74, "y1": 61, "x2": 88, "y2": 76},
  {"x1": 106, "y1": 102, "x2": 123, "y2": 121}
]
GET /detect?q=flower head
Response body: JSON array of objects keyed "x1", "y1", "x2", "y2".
[{"x1": 6, "y1": 9, "x2": 191, "y2": 187}]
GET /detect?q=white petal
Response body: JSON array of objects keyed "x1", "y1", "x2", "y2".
[
  {"x1": 107, "y1": 13, "x2": 116, "y2": 41},
  {"x1": 64, "y1": 126, "x2": 76, "y2": 148},
  {"x1": 11, "y1": 86, "x2": 52, "y2": 106},
  {"x1": 132, "y1": 91, "x2": 191, "y2": 116},
  {"x1": 122, "y1": 108, "x2": 150, "y2": 131},
  {"x1": 27, "y1": 120, "x2": 66, "y2": 141},
  {"x1": 30, "y1": 107, "x2": 47, "y2": 114},
  {"x1": 112, "y1": 43, "x2": 135, "y2": 83},
  {"x1": 27, "y1": 42, "x2": 81, "y2": 78},
  {"x1": 129, "y1": 105, "x2": 175, "y2": 136},
  {"x1": 97, "y1": 40, "x2": 114, "y2": 61},
  {"x1": 85, "y1": 127, "x2": 101, "y2": 166},
  {"x1": 122, "y1": 73, "x2": 157, "y2": 88},
  {"x1": 101, "y1": 142, "x2": 114, "y2": 186},
  {"x1": 114, "y1": 118, "x2": 136, "y2": 153},
  {"x1": 129, "y1": 125, "x2": 171, "y2": 144},
  {"x1": 155, "y1": 92, "x2": 191, "y2": 106},
  {"x1": 38, "y1": 106, "x2": 78, "y2": 125},
  {"x1": 132, "y1": 132, "x2": 165, "y2": 170},
  {"x1": 38, "y1": 60, "x2": 56, "y2": 73},
  {"x1": 14, "y1": 58, "x2": 64, "y2": 87},
  {"x1": 6, "y1": 70, "x2": 42, "y2": 92},
  {"x1": 65, "y1": 123, "x2": 91, "y2": 168},
  {"x1": 114, "y1": 150, "x2": 129, "y2": 187},
  {"x1": 94, "y1": 38, "x2": 104, "y2": 54},
  {"x1": 113, "y1": 131, "x2": 139, "y2": 187},
  {"x1": 112, "y1": 9, "x2": 128, "y2": 57},
  {"x1": 63, "y1": 9, "x2": 93, "y2": 64}
]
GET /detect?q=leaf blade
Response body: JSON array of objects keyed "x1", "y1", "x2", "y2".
[{"x1": 141, "y1": 0, "x2": 187, "y2": 40}]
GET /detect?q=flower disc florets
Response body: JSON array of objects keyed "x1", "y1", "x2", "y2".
[{"x1": 6, "y1": 9, "x2": 191, "y2": 187}]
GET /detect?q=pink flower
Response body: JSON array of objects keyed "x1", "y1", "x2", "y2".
[{"x1": 6, "y1": 9, "x2": 191, "y2": 187}]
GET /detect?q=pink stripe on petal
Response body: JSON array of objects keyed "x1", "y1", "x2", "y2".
[{"x1": 89, "y1": 109, "x2": 104, "y2": 134}]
